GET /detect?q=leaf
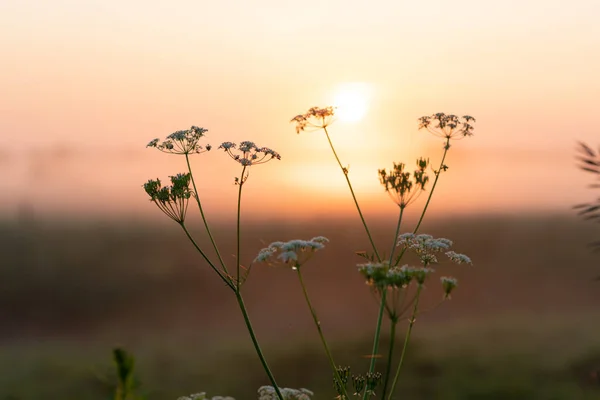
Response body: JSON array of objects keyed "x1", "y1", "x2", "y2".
[
  {"x1": 576, "y1": 157, "x2": 600, "y2": 167},
  {"x1": 581, "y1": 166, "x2": 600, "y2": 174},
  {"x1": 578, "y1": 141, "x2": 596, "y2": 157}
]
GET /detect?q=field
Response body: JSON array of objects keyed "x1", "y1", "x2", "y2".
[{"x1": 1, "y1": 212, "x2": 600, "y2": 399}]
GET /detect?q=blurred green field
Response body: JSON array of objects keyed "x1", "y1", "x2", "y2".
[{"x1": 1, "y1": 212, "x2": 600, "y2": 399}]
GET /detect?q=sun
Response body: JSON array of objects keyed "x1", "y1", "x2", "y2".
[{"x1": 333, "y1": 83, "x2": 371, "y2": 123}]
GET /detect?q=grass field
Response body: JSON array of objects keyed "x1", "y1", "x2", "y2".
[{"x1": 1, "y1": 212, "x2": 599, "y2": 399}]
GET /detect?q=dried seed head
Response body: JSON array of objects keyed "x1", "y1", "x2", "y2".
[
  {"x1": 418, "y1": 113, "x2": 475, "y2": 140},
  {"x1": 147, "y1": 126, "x2": 210, "y2": 155},
  {"x1": 291, "y1": 106, "x2": 336, "y2": 133}
]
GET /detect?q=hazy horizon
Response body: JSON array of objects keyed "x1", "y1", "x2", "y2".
[{"x1": 2, "y1": 0, "x2": 599, "y2": 218}]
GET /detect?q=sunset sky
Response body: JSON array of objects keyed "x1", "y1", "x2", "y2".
[{"x1": 1, "y1": 0, "x2": 599, "y2": 220}]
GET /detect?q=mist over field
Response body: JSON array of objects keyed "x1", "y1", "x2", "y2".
[{"x1": 2, "y1": 212, "x2": 600, "y2": 398}]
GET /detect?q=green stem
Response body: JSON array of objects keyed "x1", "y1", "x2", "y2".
[
  {"x1": 387, "y1": 285, "x2": 423, "y2": 400},
  {"x1": 388, "y1": 207, "x2": 405, "y2": 265},
  {"x1": 363, "y1": 288, "x2": 387, "y2": 400},
  {"x1": 185, "y1": 154, "x2": 229, "y2": 273},
  {"x1": 412, "y1": 138, "x2": 450, "y2": 234},
  {"x1": 179, "y1": 223, "x2": 234, "y2": 291},
  {"x1": 363, "y1": 207, "x2": 404, "y2": 399},
  {"x1": 236, "y1": 166, "x2": 247, "y2": 289},
  {"x1": 296, "y1": 267, "x2": 349, "y2": 399},
  {"x1": 380, "y1": 317, "x2": 398, "y2": 400},
  {"x1": 235, "y1": 291, "x2": 285, "y2": 400},
  {"x1": 323, "y1": 126, "x2": 380, "y2": 261}
]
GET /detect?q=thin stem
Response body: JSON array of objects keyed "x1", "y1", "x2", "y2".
[
  {"x1": 364, "y1": 207, "x2": 404, "y2": 399},
  {"x1": 387, "y1": 285, "x2": 423, "y2": 399},
  {"x1": 235, "y1": 291, "x2": 284, "y2": 400},
  {"x1": 179, "y1": 223, "x2": 234, "y2": 291},
  {"x1": 236, "y1": 166, "x2": 247, "y2": 289},
  {"x1": 323, "y1": 126, "x2": 381, "y2": 261},
  {"x1": 296, "y1": 267, "x2": 349, "y2": 399},
  {"x1": 412, "y1": 138, "x2": 450, "y2": 234},
  {"x1": 323, "y1": 125, "x2": 391, "y2": 397},
  {"x1": 185, "y1": 154, "x2": 229, "y2": 273},
  {"x1": 380, "y1": 317, "x2": 398, "y2": 400},
  {"x1": 388, "y1": 207, "x2": 405, "y2": 266}
]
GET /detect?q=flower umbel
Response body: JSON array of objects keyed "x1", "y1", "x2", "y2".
[
  {"x1": 379, "y1": 158, "x2": 430, "y2": 207},
  {"x1": 219, "y1": 141, "x2": 281, "y2": 167},
  {"x1": 440, "y1": 276, "x2": 458, "y2": 299},
  {"x1": 291, "y1": 106, "x2": 335, "y2": 133},
  {"x1": 445, "y1": 251, "x2": 472, "y2": 264},
  {"x1": 142, "y1": 173, "x2": 193, "y2": 223},
  {"x1": 147, "y1": 126, "x2": 211, "y2": 155},
  {"x1": 258, "y1": 386, "x2": 314, "y2": 400},
  {"x1": 418, "y1": 113, "x2": 475, "y2": 140},
  {"x1": 254, "y1": 237, "x2": 328, "y2": 269},
  {"x1": 177, "y1": 394, "x2": 235, "y2": 400},
  {"x1": 397, "y1": 233, "x2": 455, "y2": 266}
]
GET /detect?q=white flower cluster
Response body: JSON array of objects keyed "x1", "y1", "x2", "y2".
[
  {"x1": 177, "y1": 393, "x2": 234, "y2": 400},
  {"x1": 254, "y1": 237, "x2": 329, "y2": 268},
  {"x1": 357, "y1": 262, "x2": 437, "y2": 288},
  {"x1": 258, "y1": 386, "x2": 314, "y2": 400},
  {"x1": 396, "y1": 233, "x2": 471, "y2": 266}
]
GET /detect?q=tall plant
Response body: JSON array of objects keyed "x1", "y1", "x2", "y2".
[{"x1": 143, "y1": 110, "x2": 476, "y2": 399}]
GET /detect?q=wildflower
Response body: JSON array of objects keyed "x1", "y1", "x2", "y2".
[
  {"x1": 290, "y1": 106, "x2": 335, "y2": 133},
  {"x1": 177, "y1": 393, "x2": 235, "y2": 400},
  {"x1": 218, "y1": 140, "x2": 281, "y2": 167},
  {"x1": 365, "y1": 371, "x2": 383, "y2": 397},
  {"x1": 379, "y1": 158, "x2": 430, "y2": 207},
  {"x1": 352, "y1": 374, "x2": 366, "y2": 396},
  {"x1": 358, "y1": 262, "x2": 414, "y2": 290},
  {"x1": 258, "y1": 386, "x2": 313, "y2": 400},
  {"x1": 254, "y1": 237, "x2": 328, "y2": 269},
  {"x1": 441, "y1": 276, "x2": 458, "y2": 299},
  {"x1": 418, "y1": 113, "x2": 475, "y2": 140},
  {"x1": 419, "y1": 253, "x2": 438, "y2": 266},
  {"x1": 410, "y1": 266, "x2": 434, "y2": 285},
  {"x1": 333, "y1": 366, "x2": 350, "y2": 397},
  {"x1": 147, "y1": 126, "x2": 211, "y2": 155},
  {"x1": 386, "y1": 265, "x2": 413, "y2": 289},
  {"x1": 397, "y1": 233, "x2": 453, "y2": 265},
  {"x1": 446, "y1": 251, "x2": 472, "y2": 264},
  {"x1": 357, "y1": 261, "x2": 390, "y2": 288},
  {"x1": 142, "y1": 173, "x2": 193, "y2": 223}
]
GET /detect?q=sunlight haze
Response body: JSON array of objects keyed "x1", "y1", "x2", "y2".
[{"x1": 1, "y1": 0, "x2": 599, "y2": 219}]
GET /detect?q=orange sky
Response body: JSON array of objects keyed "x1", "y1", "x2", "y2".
[{"x1": 1, "y1": 0, "x2": 599, "y2": 220}]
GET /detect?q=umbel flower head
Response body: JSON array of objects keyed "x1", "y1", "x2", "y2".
[
  {"x1": 379, "y1": 158, "x2": 430, "y2": 207},
  {"x1": 147, "y1": 126, "x2": 211, "y2": 155},
  {"x1": 358, "y1": 262, "x2": 435, "y2": 289},
  {"x1": 218, "y1": 141, "x2": 281, "y2": 167},
  {"x1": 441, "y1": 276, "x2": 458, "y2": 299},
  {"x1": 258, "y1": 386, "x2": 314, "y2": 400},
  {"x1": 418, "y1": 113, "x2": 475, "y2": 140},
  {"x1": 398, "y1": 233, "x2": 473, "y2": 266},
  {"x1": 397, "y1": 233, "x2": 472, "y2": 266},
  {"x1": 177, "y1": 394, "x2": 235, "y2": 400},
  {"x1": 254, "y1": 237, "x2": 329, "y2": 269},
  {"x1": 290, "y1": 106, "x2": 335, "y2": 133},
  {"x1": 143, "y1": 173, "x2": 193, "y2": 223}
]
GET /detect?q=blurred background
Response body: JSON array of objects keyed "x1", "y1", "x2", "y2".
[{"x1": 1, "y1": 0, "x2": 600, "y2": 398}]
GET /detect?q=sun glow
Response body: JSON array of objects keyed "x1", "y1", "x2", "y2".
[{"x1": 333, "y1": 83, "x2": 371, "y2": 123}]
